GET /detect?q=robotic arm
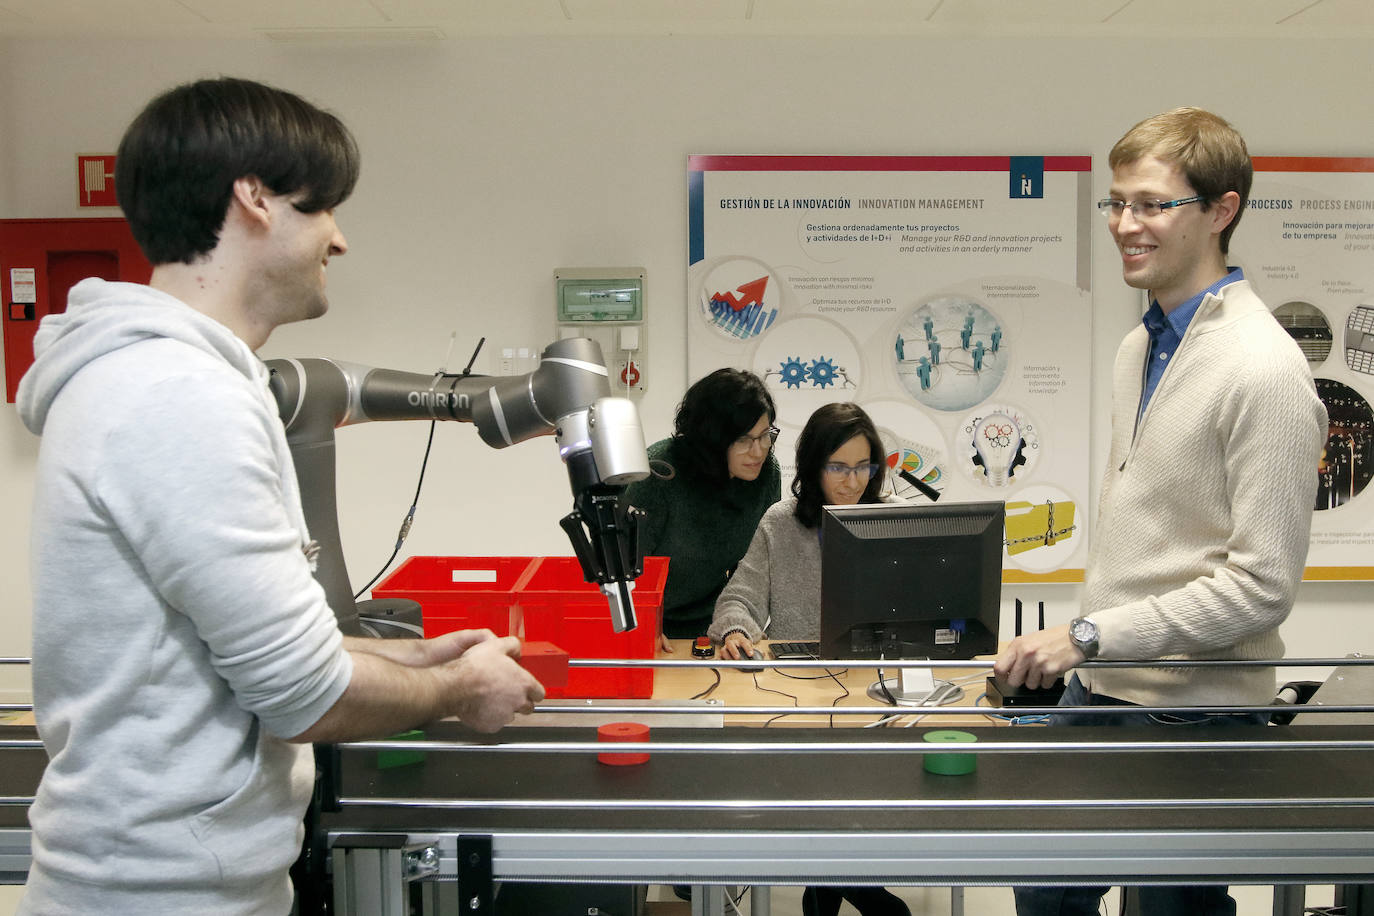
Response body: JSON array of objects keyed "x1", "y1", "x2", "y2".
[{"x1": 266, "y1": 337, "x2": 649, "y2": 636}]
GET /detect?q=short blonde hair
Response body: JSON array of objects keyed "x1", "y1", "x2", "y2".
[{"x1": 1109, "y1": 107, "x2": 1252, "y2": 255}]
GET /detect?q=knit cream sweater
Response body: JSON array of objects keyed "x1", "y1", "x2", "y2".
[{"x1": 1080, "y1": 279, "x2": 1327, "y2": 707}]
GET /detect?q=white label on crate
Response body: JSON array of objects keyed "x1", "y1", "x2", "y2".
[{"x1": 451, "y1": 569, "x2": 498, "y2": 583}]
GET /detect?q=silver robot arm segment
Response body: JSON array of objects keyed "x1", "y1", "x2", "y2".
[
  {"x1": 266, "y1": 337, "x2": 650, "y2": 636},
  {"x1": 556, "y1": 397, "x2": 652, "y2": 633}
]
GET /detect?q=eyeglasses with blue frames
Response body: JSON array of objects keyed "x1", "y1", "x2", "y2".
[
  {"x1": 822, "y1": 461, "x2": 882, "y2": 480},
  {"x1": 1097, "y1": 196, "x2": 1205, "y2": 221},
  {"x1": 730, "y1": 425, "x2": 781, "y2": 452}
]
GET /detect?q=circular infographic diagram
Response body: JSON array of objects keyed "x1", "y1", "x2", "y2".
[
  {"x1": 958, "y1": 403, "x2": 1040, "y2": 489},
  {"x1": 1314, "y1": 377, "x2": 1373, "y2": 511},
  {"x1": 863, "y1": 400, "x2": 949, "y2": 501},
  {"x1": 1344, "y1": 304, "x2": 1374, "y2": 377},
  {"x1": 696, "y1": 256, "x2": 783, "y2": 342},
  {"x1": 1272, "y1": 300, "x2": 1332, "y2": 365},
  {"x1": 1002, "y1": 483, "x2": 1084, "y2": 573},
  {"x1": 880, "y1": 429, "x2": 946, "y2": 501},
  {"x1": 894, "y1": 296, "x2": 1009, "y2": 412},
  {"x1": 754, "y1": 316, "x2": 863, "y2": 418}
]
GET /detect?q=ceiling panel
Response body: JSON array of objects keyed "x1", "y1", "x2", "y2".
[
  {"x1": 372, "y1": 0, "x2": 567, "y2": 22},
  {"x1": 1279, "y1": 0, "x2": 1374, "y2": 27},
  {"x1": 0, "y1": 0, "x2": 206, "y2": 27},
  {"x1": 178, "y1": 0, "x2": 387, "y2": 28},
  {"x1": 1102, "y1": 0, "x2": 1325, "y2": 27},
  {"x1": 563, "y1": 0, "x2": 749, "y2": 21},
  {"x1": 929, "y1": 0, "x2": 1135, "y2": 26},
  {"x1": 2, "y1": 0, "x2": 1374, "y2": 38},
  {"x1": 749, "y1": 0, "x2": 944, "y2": 22}
]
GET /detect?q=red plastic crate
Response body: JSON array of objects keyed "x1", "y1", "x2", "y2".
[
  {"x1": 514, "y1": 556, "x2": 668, "y2": 699},
  {"x1": 371, "y1": 556, "x2": 533, "y2": 638}
]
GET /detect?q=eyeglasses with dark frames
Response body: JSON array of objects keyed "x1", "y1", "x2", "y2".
[
  {"x1": 822, "y1": 461, "x2": 882, "y2": 480},
  {"x1": 731, "y1": 426, "x2": 781, "y2": 452},
  {"x1": 1096, "y1": 196, "x2": 1205, "y2": 220}
]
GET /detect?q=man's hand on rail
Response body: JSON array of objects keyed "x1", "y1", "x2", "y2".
[
  {"x1": 994, "y1": 624, "x2": 1083, "y2": 689},
  {"x1": 293, "y1": 632, "x2": 544, "y2": 742},
  {"x1": 344, "y1": 629, "x2": 499, "y2": 668},
  {"x1": 445, "y1": 635, "x2": 546, "y2": 732}
]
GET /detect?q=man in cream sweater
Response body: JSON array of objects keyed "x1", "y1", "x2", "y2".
[{"x1": 994, "y1": 108, "x2": 1327, "y2": 916}]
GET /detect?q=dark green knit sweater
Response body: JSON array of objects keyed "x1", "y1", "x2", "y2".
[{"x1": 624, "y1": 437, "x2": 781, "y2": 637}]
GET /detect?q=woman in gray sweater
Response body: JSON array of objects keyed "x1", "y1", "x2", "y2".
[
  {"x1": 709, "y1": 402, "x2": 901, "y2": 661},
  {"x1": 708, "y1": 401, "x2": 911, "y2": 916}
]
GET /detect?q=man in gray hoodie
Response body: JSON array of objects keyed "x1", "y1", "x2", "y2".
[{"x1": 15, "y1": 77, "x2": 544, "y2": 915}]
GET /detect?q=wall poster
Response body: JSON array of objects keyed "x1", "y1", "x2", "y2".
[
  {"x1": 687, "y1": 155, "x2": 1093, "y2": 581},
  {"x1": 1243, "y1": 157, "x2": 1374, "y2": 579}
]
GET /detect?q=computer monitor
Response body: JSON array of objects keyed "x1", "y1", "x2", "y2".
[{"x1": 820, "y1": 499, "x2": 1004, "y2": 674}]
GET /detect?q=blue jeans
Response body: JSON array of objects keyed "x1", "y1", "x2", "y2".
[{"x1": 1012, "y1": 676, "x2": 1266, "y2": 916}]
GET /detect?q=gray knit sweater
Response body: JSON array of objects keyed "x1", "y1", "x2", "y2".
[{"x1": 708, "y1": 495, "x2": 900, "y2": 643}]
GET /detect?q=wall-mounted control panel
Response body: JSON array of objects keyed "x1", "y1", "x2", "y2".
[{"x1": 554, "y1": 267, "x2": 647, "y2": 399}]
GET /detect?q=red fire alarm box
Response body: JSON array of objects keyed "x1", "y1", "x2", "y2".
[{"x1": 1, "y1": 218, "x2": 151, "y2": 402}]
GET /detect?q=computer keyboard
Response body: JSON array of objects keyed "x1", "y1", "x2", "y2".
[{"x1": 769, "y1": 641, "x2": 821, "y2": 659}]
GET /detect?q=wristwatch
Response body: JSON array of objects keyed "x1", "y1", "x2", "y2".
[{"x1": 1068, "y1": 616, "x2": 1100, "y2": 659}]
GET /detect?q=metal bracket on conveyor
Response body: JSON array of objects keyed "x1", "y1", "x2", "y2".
[
  {"x1": 330, "y1": 833, "x2": 444, "y2": 916},
  {"x1": 457, "y1": 834, "x2": 494, "y2": 915}
]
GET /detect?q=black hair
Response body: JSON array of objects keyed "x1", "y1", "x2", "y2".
[
  {"x1": 671, "y1": 368, "x2": 776, "y2": 487},
  {"x1": 792, "y1": 402, "x2": 886, "y2": 529},
  {"x1": 115, "y1": 76, "x2": 360, "y2": 265}
]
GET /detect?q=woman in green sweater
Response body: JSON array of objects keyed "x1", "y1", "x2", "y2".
[{"x1": 625, "y1": 368, "x2": 781, "y2": 650}]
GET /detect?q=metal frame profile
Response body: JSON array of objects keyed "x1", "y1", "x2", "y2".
[
  {"x1": 2, "y1": 656, "x2": 1372, "y2": 915},
  {"x1": 320, "y1": 658, "x2": 1374, "y2": 916}
]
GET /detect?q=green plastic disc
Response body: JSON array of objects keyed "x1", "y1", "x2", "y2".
[
  {"x1": 922, "y1": 729, "x2": 977, "y2": 775},
  {"x1": 377, "y1": 729, "x2": 427, "y2": 770}
]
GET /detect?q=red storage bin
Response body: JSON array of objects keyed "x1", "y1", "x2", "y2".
[
  {"x1": 371, "y1": 556, "x2": 534, "y2": 638},
  {"x1": 514, "y1": 556, "x2": 668, "y2": 699}
]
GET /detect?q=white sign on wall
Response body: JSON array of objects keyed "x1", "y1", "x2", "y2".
[{"x1": 1242, "y1": 156, "x2": 1374, "y2": 579}]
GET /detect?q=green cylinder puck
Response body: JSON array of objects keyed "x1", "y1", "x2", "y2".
[
  {"x1": 377, "y1": 729, "x2": 427, "y2": 770},
  {"x1": 922, "y1": 729, "x2": 977, "y2": 775}
]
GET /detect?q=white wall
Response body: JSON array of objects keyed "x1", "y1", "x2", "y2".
[{"x1": 2, "y1": 35, "x2": 1371, "y2": 701}]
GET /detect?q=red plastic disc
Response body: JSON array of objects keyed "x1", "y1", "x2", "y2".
[{"x1": 597, "y1": 722, "x2": 650, "y2": 766}]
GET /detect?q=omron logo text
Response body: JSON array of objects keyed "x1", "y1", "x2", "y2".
[{"x1": 407, "y1": 391, "x2": 470, "y2": 409}]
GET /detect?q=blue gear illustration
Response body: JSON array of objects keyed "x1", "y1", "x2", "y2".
[
  {"x1": 779, "y1": 356, "x2": 808, "y2": 388},
  {"x1": 808, "y1": 356, "x2": 838, "y2": 388}
]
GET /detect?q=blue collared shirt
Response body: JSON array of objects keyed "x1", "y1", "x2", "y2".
[{"x1": 1138, "y1": 267, "x2": 1244, "y2": 421}]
